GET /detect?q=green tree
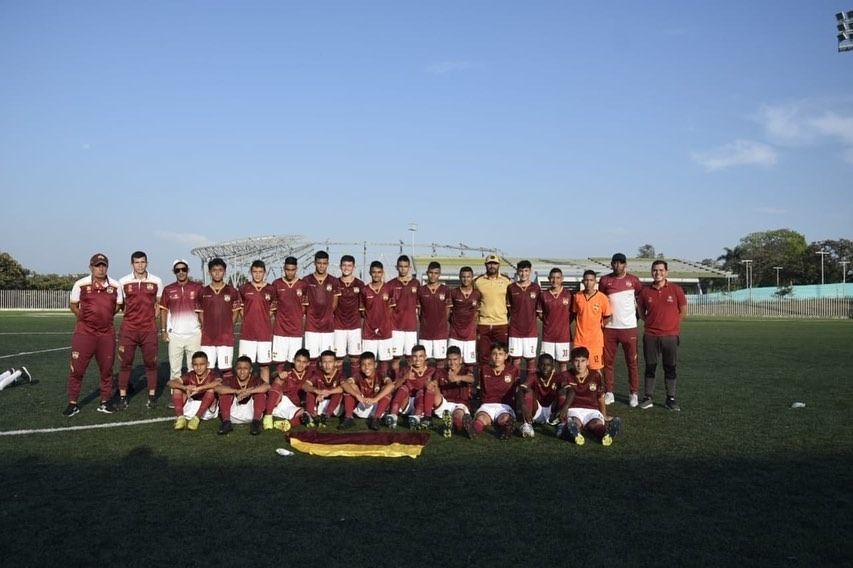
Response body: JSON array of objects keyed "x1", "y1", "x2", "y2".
[
  {"x1": 0, "y1": 252, "x2": 31, "y2": 288},
  {"x1": 637, "y1": 244, "x2": 656, "y2": 259},
  {"x1": 733, "y1": 229, "x2": 808, "y2": 287},
  {"x1": 803, "y1": 239, "x2": 853, "y2": 284}
]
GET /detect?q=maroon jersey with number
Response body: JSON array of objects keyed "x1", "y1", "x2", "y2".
[
  {"x1": 522, "y1": 370, "x2": 565, "y2": 406},
  {"x1": 335, "y1": 277, "x2": 365, "y2": 330},
  {"x1": 119, "y1": 273, "x2": 162, "y2": 332},
  {"x1": 306, "y1": 369, "x2": 341, "y2": 390},
  {"x1": 538, "y1": 287, "x2": 573, "y2": 343},
  {"x1": 238, "y1": 282, "x2": 274, "y2": 341},
  {"x1": 276, "y1": 368, "x2": 309, "y2": 402},
  {"x1": 302, "y1": 274, "x2": 339, "y2": 333},
  {"x1": 349, "y1": 370, "x2": 389, "y2": 398},
  {"x1": 449, "y1": 287, "x2": 481, "y2": 341},
  {"x1": 437, "y1": 365, "x2": 473, "y2": 404},
  {"x1": 399, "y1": 366, "x2": 437, "y2": 392},
  {"x1": 362, "y1": 282, "x2": 394, "y2": 340},
  {"x1": 507, "y1": 282, "x2": 541, "y2": 338},
  {"x1": 479, "y1": 364, "x2": 520, "y2": 405},
  {"x1": 271, "y1": 278, "x2": 305, "y2": 337},
  {"x1": 70, "y1": 276, "x2": 123, "y2": 335},
  {"x1": 389, "y1": 277, "x2": 419, "y2": 331},
  {"x1": 566, "y1": 369, "x2": 604, "y2": 410},
  {"x1": 199, "y1": 284, "x2": 241, "y2": 346},
  {"x1": 418, "y1": 284, "x2": 452, "y2": 340},
  {"x1": 160, "y1": 281, "x2": 202, "y2": 336}
]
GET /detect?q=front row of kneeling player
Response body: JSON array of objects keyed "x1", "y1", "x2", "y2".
[{"x1": 168, "y1": 343, "x2": 621, "y2": 445}]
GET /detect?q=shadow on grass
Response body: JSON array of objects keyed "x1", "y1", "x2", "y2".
[{"x1": 1, "y1": 447, "x2": 850, "y2": 567}]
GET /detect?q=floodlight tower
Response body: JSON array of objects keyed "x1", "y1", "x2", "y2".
[
  {"x1": 837, "y1": 11, "x2": 853, "y2": 52},
  {"x1": 741, "y1": 259, "x2": 753, "y2": 301},
  {"x1": 817, "y1": 250, "x2": 830, "y2": 285},
  {"x1": 408, "y1": 223, "x2": 418, "y2": 276},
  {"x1": 773, "y1": 266, "x2": 783, "y2": 288}
]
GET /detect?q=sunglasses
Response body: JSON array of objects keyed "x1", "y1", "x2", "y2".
[{"x1": 174, "y1": 267, "x2": 188, "y2": 274}]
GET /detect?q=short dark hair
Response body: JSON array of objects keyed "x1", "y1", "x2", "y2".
[
  {"x1": 427, "y1": 261, "x2": 441, "y2": 271},
  {"x1": 459, "y1": 266, "x2": 473, "y2": 275},
  {"x1": 517, "y1": 260, "x2": 532, "y2": 270},
  {"x1": 130, "y1": 251, "x2": 147, "y2": 262},
  {"x1": 652, "y1": 260, "x2": 668, "y2": 270},
  {"x1": 250, "y1": 260, "x2": 266, "y2": 270},
  {"x1": 538, "y1": 353, "x2": 555, "y2": 364},
  {"x1": 235, "y1": 355, "x2": 253, "y2": 366},
  {"x1": 208, "y1": 258, "x2": 226, "y2": 270},
  {"x1": 490, "y1": 341, "x2": 508, "y2": 353},
  {"x1": 314, "y1": 251, "x2": 329, "y2": 261},
  {"x1": 582, "y1": 269, "x2": 596, "y2": 279},
  {"x1": 396, "y1": 255, "x2": 410, "y2": 264},
  {"x1": 294, "y1": 348, "x2": 310, "y2": 360},
  {"x1": 370, "y1": 260, "x2": 384, "y2": 270},
  {"x1": 549, "y1": 267, "x2": 562, "y2": 277},
  {"x1": 411, "y1": 344, "x2": 426, "y2": 355},
  {"x1": 319, "y1": 349, "x2": 336, "y2": 360},
  {"x1": 284, "y1": 256, "x2": 298, "y2": 267},
  {"x1": 359, "y1": 351, "x2": 376, "y2": 362},
  {"x1": 191, "y1": 351, "x2": 208, "y2": 361},
  {"x1": 570, "y1": 346, "x2": 590, "y2": 360},
  {"x1": 446, "y1": 345, "x2": 462, "y2": 357},
  {"x1": 340, "y1": 255, "x2": 355, "y2": 264}
]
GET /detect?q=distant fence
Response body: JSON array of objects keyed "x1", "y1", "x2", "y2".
[
  {"x1": 689, "y1": 296, "x2": 852, "y2": 319},
  {"x1": 0, "y1": 290, "x2": 69, "y2": 310}
]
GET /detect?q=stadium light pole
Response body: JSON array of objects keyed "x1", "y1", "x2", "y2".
[
  {"x1": 408, "y1": 223, "x2": 417, "y2": 276},
  {"x1": 773, "y1": 266, "x2": 782, "y2": 288},
  {"x1": 741, "y1": 259, "x2": 753, "y2": 301},
  {"x1": 837, "y1": 11, "x2": 853, "y2": 52},
  {"x1": 817, "y1": 250, "x2": 830, "y2": 285},
  {"x1": 841, "y1": 260, "x2": 850, "y2": 297}
]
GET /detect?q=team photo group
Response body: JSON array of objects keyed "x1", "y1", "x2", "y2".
[{"x1": 62, "y1": 248, "x2": 688, "y2": 445}]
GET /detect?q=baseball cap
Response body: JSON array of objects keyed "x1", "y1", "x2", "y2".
[
  {"x1": 484, "y1": 254, "x2": 500, "y2": 265},
  {"x1": 611, "y1": 253, "x2": 627, "y2": 263},
  {"x1": 89, "y1": 253, "x2": 109, "y2": 266},
  {"x1": 172, "y1": 258, "x2": 190, "y2": 270}
]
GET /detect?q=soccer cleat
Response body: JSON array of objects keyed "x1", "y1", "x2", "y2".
[
  {"x1": 602, "y1": 434, "x2": 613, "y2": 446},
  {"x1": 462, "y1": 415, "x2": 478, "y2": 439},
  {"x1": 146, "y1": 395, "x2": 157, "y2": 409},
  {"x1": 607, "y1": 416, "x2": 622, "y2": 439},
  {"x1": 442, "y1": 410, "x2": 452, "y2": 438},
  {"x1": 167, "y1": 401, "x2": 176, "y2": 409},
  {"x1": 638, "y1": 396, "x2": 653, "y2": 410},
  {"x1": 521, "y1": 422, "x2": 535, "y2": 439},
  {"x1": 62, "y1": 403, "x2": 81, "y2": 418},
  {"x1": 300, "y1": 413, "x2": 314, "y2": 427},
  {"x1": 665, "y1": 397, "x2": 681, "y2": 412},
  {"x1": 546, "y1": 414, "x2": 561, "y2": 427},
  {"x1": 338, "y1": 417, "x2": 355, "y2": 430},
  {"x1": 116, "y1": 397, "x2": 128, "y2": 411},
  {"x1": 273, "y1": 419, "x2": 292, "y2": 432},
  {"x1": 19, "y1": 366, "x2": 32, "y2": 384},
  {"x1": 383, "y1": 414, "x2": 398, "y2": 429},
  {"x1": 218, "y1": 420, "x2": 233, "y2": 435},
  {"x1": 318, "y1": 414, "x2": 328, "y2": 429},
  {"x1": 250, "y1": 420, "x2": 262, "y2": 435},
  {"x1": 629, "y1": 393, "x2": 639, "y2": 408},
  {"x1": 187, "y1": 416, "x2": 201, "y2": 431},
  {"x1": 499, "y1": 420, "x2": 514, "y2": 441},
  {"x1": 566, "y1": 421, "x2": 584, "y2": 445},
  {"x1": 97, "y1": 401, "x2": 115, "y2": 414},
  {"x1": 367, "y1": 417, "x2": 380, "y2": 431},
  {"x1": 174, "y1": 416, "x2": 187, "y2": 430},
  {"x1": 555, "y1": 421, "x2": 567, "y2": 440},
  {"x1": 263, "y1": 415, "x2": 274, "y2": 430},
  {"x1": 604, "y1": 392, "x2": 615, "y2": 405},
  {"x1": 408, "y1": 415, "x2": 422, "y2": 430}
]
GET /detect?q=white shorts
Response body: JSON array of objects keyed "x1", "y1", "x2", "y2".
[
  {"x1": 475, "y1": 403, "x2": 515, "y2": 422},
  {"x1": 227, "y1": 399, "x2": 256, "y2": 424},
  {"x1": 334, "y1": 328, "x2": 362, "y2": 358},
  {"x1": 362, "y1": 338, "x2": 393, "y2": 361},
  {"x1": 541, "y1": 341, "x2": 572, "y2": 362},
  {"x1": 270, "y1": 395, "x2": 302, "y2": 420},
  {"x1": 353, "y1": 401, "x2": 382, "y2": 419},
  {"x1": 532, "y1": 401, "x2": 554, "y2": 424},
  {"x1": 421, "y1": 339, "x2": 448, "y2": 360},
  {"x1": 391, "y1": 330, "x2": 417, "y2": 357},
  {"x1": 434, "y1": 397, "x2": 470, "y2": 416},
  {"x1": 448, "y1": 339, "x2": 477, "y2": 364},
  {"x1": 568, "y1": 407, "x2": 605, "y2": 426},
  {"x1": 182, "y1": 398, "x2": 219, "y2": 420},
  {"x1": 316, "y1": 397, "x2": 342, "y2": 417},
  {"x1": 304, "y1": 331, "x2": 334, "y2": 359},
  {"x1": 200, "y1": 345, "x2": 233, "y2": 370},
  {"x1": 272, "y1": 335, "x2": 303, "y2": 363},
  {"x1": 508, "y1": 336, "x2": 538, "y2": 359},
  {"x1": 238, "y1": 340, "x2": 272, "y2": 364}
]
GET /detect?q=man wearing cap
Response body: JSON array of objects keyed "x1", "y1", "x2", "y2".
[
  {"x1": 63, "y1": 253, "x2": 124, "y2": 417},
  {"x1": 598, "y1": 253, "x2": 643, "y2": 407},
  {"x1": 117, "y1": 251, "x2": 163, "y2": 410},
  {"x1": 159, "y1": 259, "x2": 203, "y2": 383},
  {"x1": 474, "y1": 255, "x2": 512, "y2": 365}
]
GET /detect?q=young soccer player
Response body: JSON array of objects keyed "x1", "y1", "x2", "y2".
[
  {"x1": 556, "y1": 346, "x2": 621, "y2": 446},
  {"x1": 238, "y1": 260, "x2": 275, "y2": 383},
  {"x1": 517, "y1": 353, "x2": 567, "y2": 438},
  {"x1": 302, "y1": 251, "x2": 340, "y2": 362},
  {"x1": 537, "y1": 267, "x2": 573, "y2": 373},
  {"x1": 215, "y1": 355, "x2": 270, "y2": 435},
  {"x1": 506, "y1": 260, "x2": 540, "y2": 375},
  {"x1": 433, "y1": 345, "x2": 475, "y2": 436},
  {"x1": 168, "y1": 351, "x2": 221, "y2": 431},
  {"x1": 334, "y1": 254, "x2": 364, "y2": 372},
  {"x1": 417, "y1": 261, "x2": 452, "y2": 365},
  {"x1": 339, "y1": 351, "x2": 395, "y2": 430},
  {"x1": 361, "y1": 261, "x2": 395, "y2": 374},
  {"x1": 386, "y1": 344, "x2": 439, "y2": 429},
  {"x1": 466, "y1": 342, "x2": 519, "y2": 440},
  {"x1": 573, "y1": 270, "x2": 612, "y2": 372},
  {"x1": 302, "y1": 350, "x2": 343, "y2": 426},
  {"x1": 389, "y1": 255, "x2": 419, "y2": 372},
  {"x1": 263, "y1": 348, "x2": 312, "y2": 430},
  {"x1": 271, "y1": 256, "x2": 306, "y2": 369},
  {"x1": 448, "y1": 266, "x2": 482, "y2": 365},
  {"x1": 198, "y1": 258, "x2": 241, "y2": 379}
]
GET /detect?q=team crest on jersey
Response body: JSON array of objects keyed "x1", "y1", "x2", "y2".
[
  {"x1": 146, "y1": 283, "x2": 154, "y2": 290},
  {"x1": 593, "y1": 304, "x2": 600, "y2": 312},
  {"x1": 589, "y1": 383, "x2": 597, "y2": 391},
  {"x1": 296, "y1": 290, "x2": 303, "y2": 297},
  {"x1": 666, "y1": 295, "x2": 674, "y2": 303},
  {"x1": 224, "y1": 295, "x2": 231, "y2": 302},
  {"x1": 439, "y1": 293, "x2": 446, "y2": 300},
  {"x1": 530, "y1": 292, "x2": 537, "y2": 299},
  {"x1": 353, "y1": 287, "x2": 360, "y2": 294},
  {"x1": 107, "y1": 287, "x2": 115, "y2": 294},
  {"x1": 627, "y1": 282, "x2": 633, "y2": 288},
  {"x1": 72, "y1": 351, "x2": 79, "y2": 359},
  {"x1": 265, "y1": 294, "x2": 271, "y2": 301},
  {"x1": 562, "y1": 298, "x2": 569, "y2": 305},
  {"x1": 86, "y1": 286, "x2": 92, "y2": 293},
  {"x1": 190, "y1": 291, "x2": 196, "y2": 299},
  {"x1": 504, "y1": 374, "x2": 512, "y2": 383},
  {"x1": 125, "y1": 284, "x2": 132, "y2": 292},
  {"x1": 382, "y1": 293, "x2": 389, "y2": 301},
  {"x1": 411, "y1": 286, "x2": 417, "y2": 293},
  {"x1": 326, "y1": 284, "x2": 333, "y2": 292},
  {"x1": 472, "y1": 300, "x2": 479, "y2": 307}
]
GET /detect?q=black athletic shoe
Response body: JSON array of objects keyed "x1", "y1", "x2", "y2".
[
  {"x1": 19, "y1": 366, "x2": 32, "y2": 384},
  {"x1": 218, "y1": 420, "x2": 233, "y2": 435},
  {"x1": 367, "y1": 417, "x2": 381, "y2": 431},
  {"x1": 665, "y1": 397, "x2": 681, "y2": 412},
  {"x1": 250, "y1": 420, "x2": 262, "y2": 435},
  {"x1": 96, "y1": 401, "x2": 115, "y2": 414},
  {"x1": 62, "y1": 403, "x2": 80, "y2": 418},
  {"x1": 338, "y1": 417, "x2": 355, "y2": 430},
  {"x1": 607, "y1": 416, "x2": 622, "y2": 438},
  {"x1": 300, "y1": 413, "x2": 313, "y2": 427},
  {"x1": 146, "y1": 395, "x2": 157, "y2": 409},
  {"x1": 638, "y1": 396, "x2": 654, "y2": 410},
  {"x1": 318, "y1": 414, "x2": 328, "y2": 428},
  {"x1": 116, "y1": 397, "x2": 128, "y2": 411}
]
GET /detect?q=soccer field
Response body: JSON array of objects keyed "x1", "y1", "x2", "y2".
[{"x1": 0, "y1": 312, "x2": 850, "y2": 566}]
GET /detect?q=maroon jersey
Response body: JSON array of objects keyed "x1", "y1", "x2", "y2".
[
  {"x1": 302, "y1": 274, "x2": 339, "y2": 333},
  {"x1": 119, "y1": 273, "x2": 162, "y2": 332},
  {"x1": 538, "y1": 287, "x2": 573, "y2": 343},
  {"x1": 160, "y1": 281, "x2": 203, "y2": 336},
  {"x1": 362, "y1": 282, "x2": 394, "y2": 340},
  {"x1": 349, "y1": 370, "x2": 388, "y2": 398},
  {"x1": 637, "y1": 282, "x2": 687, "y2": 336},
  {"x1": 566, "y1": 369, "x2": 605, "y2": 410},
  {"x1": 70, "y1": 276, "x2": 122, "y2": 335},
  {"x1": 418, "y1": 283, "x2": 452, "y2": 340},
  {"x1": 449, "y1": 287, "x2": 481, "y2": 341},
  {"x1": 389, "y1": 277, "x2": 419, "y2": 331},
  {"x1": 276, "y1": 368, "x2": 309, "y2": 402},
  {"x1": 437, "y1": 365, "x2": 473, "y2": 404},
  {"x1": 306, "y1": 369, "x2": 341, "y2": 390},
  {"x1": 522, "y1": 370, "x2": 565, "y2": 406},
  {"x1": 479, "y1": 364, "x2": 520, "y2": 405},
  {"x1": 199, "y1": 284, "x2": 241, "y2": 346},
  {"x1": 221, "y1": 373, "x2": 265, "y2": 392},
  {"x1": 179, "y1": 369, "x2": 220, "y2": 397},
  {"x1": 335, "y1": 277, "x2": 365, "y2": 330},
  {"x1": 507, "y1": 282, "x2": 541, "y2": 338},
  {"x1": 398, "y1": 366, "x2": 437, "y2": 392},
  {"x1": 271, "y1": 278, "x2": 305, "y2": 337},
  {"x1": 238, "y1": 282, "x2": 274, "y2": 341}
]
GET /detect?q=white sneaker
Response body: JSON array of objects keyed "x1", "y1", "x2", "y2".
[
  {"x1": 521, "y1": 422, "x2": 535, "y2": 438},
  {"x1": 604, "y1": 392, "x2": 615, "y2": 405},
  {"x1": 629, "y1": 393, "x2": 639, "y2": 408}
]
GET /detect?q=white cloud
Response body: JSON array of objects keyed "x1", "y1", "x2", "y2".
[
  {"x1": 426, "y1": 61, "x2": 471, "y2": 75},
  {"x1": 754, "y1": 206, "x2": 787, "y2": 215},
  {"x1": 755, "y1": 100, "x2": 853, "y2": 163},
  {"x1": 691, "y1": 139, "x2": 777, "y2": 172},
  {"x1": 155, "y1": 231, "x2": 213, "y2": 248}
]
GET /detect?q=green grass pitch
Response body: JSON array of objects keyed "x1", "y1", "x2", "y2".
[{"x1": 0, "y1": 312, "x2": 850, "y2": 566}]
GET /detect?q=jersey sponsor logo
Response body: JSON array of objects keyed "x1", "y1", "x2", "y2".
[
  {"x1": 86, "y1": 286, "x2": 92, "y2": 293},
  {"x1": 592, "y1": 304, "x2": 600, "y2": 312},
  {"x1": 125, "y1": 284, "x2": 132, "y2": 292},
  {"x1": 627, "y1": 282, "x2": 634, "y2": 288},
  {"x1": 190, "y1": 291, "x2": 196, "y2": 299},
  {"x1": 472, "y1": 300, "x2": 478, "y2": 307}
]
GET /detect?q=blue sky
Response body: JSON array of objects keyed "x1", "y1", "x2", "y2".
[{"x1": 1, "y1": 1, "x2": 851, "y2": 276}]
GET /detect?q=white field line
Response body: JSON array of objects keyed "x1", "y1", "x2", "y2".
[
  {"x1": 0, "y1": 346, "x2": 70, "y2": 359},
  {"x1": 0, "y1": 416, "x2": 175, "y2": 436}
]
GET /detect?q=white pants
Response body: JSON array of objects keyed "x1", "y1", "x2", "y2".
[
  {"x1": 227, "y1": 399, "x2": 256, "y2": 424},
  {"x1": 168, "y1": 332, "x2": 201, "y2": 379}
]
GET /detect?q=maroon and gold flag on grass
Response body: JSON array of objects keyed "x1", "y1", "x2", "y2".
[{"x1": 288, "y1": 431, "x2": 430, "y2": 459}]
